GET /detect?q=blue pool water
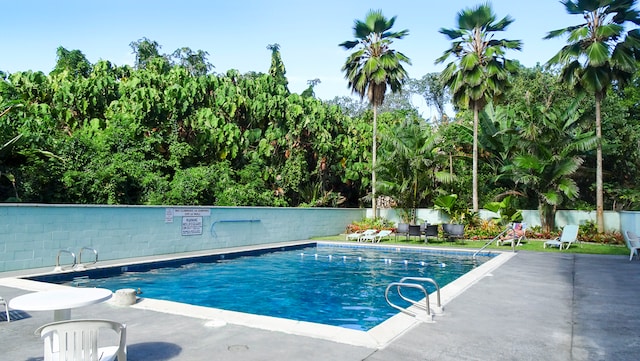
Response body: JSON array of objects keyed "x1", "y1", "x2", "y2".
[{"x1": 46, "y1": 244, "x2": 489, "y2": 331}]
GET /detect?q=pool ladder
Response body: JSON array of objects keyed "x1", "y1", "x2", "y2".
[
  {"x1": 54, "y1": 247, "x2": 99, "y2": 271},
  {"x1": 76, "y1": 247, "x2": 99, "y2": 270},
  {"x1": 385, "y1": 277, "x2": 443, "y2": 322},
  {"x1": 54, "y1": 249, "x2": 77, "y2": 272}
]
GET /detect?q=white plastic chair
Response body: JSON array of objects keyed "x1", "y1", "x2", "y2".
[
  {"x1": 35, "y1": 319, "x2": 127, "y2": 361},
  {"x1": 0, "y1": 296, "x2": 9, "y2": 322},
  {"x1": 360, "y1": 229, "x2": 392, "y2": 243},
  {"x1": 623, "y1": 230, "x2": 640, "y2": 261},
  {"x1": 346, "y1": 229, "x2": 376, "y2": 241},
  {"x1": 544, "y1": 225, "x2": 579, "y2": 250}
]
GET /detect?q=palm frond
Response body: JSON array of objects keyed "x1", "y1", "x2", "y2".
[{"x1": 586, "y1": 42, "x2": 612, "y2": 66}]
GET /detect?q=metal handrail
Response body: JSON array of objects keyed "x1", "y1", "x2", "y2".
[
  {"x1": 473, "y1": 224, "x2": 513, "y2": 258},
  {"x1": 78, "y1": 247, "x2": 98, "y2": 266},
  {"x1": 210, "y1": 219, "x2": 261, "y2": 237},
  {"x1": 385, "y1": 282, "x2": 430, "y2": 317},
  {"x1": 55, "y1": 249, "x2": 76, "y2": 271},
  {"x1": 398, "y1": 277, "x2": 441, "y2": 309}
]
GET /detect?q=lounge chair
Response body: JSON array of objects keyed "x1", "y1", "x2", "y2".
[
  {"x1": 623, "y1": 230, "x2": 640, "y2": 261},
  {"x1": 544, "y1": 225, "x2": 579, "y2": 250},
  {"x1": 360, "y1": 229, "x2": 392, "y2": 243},
  {"x1": 36, "y1": 319, "x2": 127, "y2": 361},
  {"x1": 346, "y1": 229, "x2": 376, "y2": 241},
  {"x1": 1, "y1": 296, "x2": 9, "y2": 322},
  {"x1": 496, "y1": 222, "x2": 527, "y2": 247}
]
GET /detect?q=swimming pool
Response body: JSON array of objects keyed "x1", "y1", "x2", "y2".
[{"x1": 29, "y1": 243, "x2": 492, "y2": 331}]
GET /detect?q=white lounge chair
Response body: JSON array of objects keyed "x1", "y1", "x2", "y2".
[
  {"x1": 1, "y1": 296, "x2": 9, "y2": 322},
  {"x1": 496, "y1": 222, "x2": 527, "y2": 247},
  {"x1": 36, "y1": 319, "x2": 127, "y2": 361},
  {"x1": 360, "y1": 229, "x2": 392, "y2": 243},
  {"x1": 346, "y1": 229, "x2": 376, "y2": 241},
  {"x1": 623, "y1": 230, "x2": 640, "y2": 261},
  {"x1": 544, "y1": 225, "x2": 579, "y2": 250}
]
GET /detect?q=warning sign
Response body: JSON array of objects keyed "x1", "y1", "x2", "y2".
[{"x1": 181, "y1": 216, "x2": 203, "y2": 236}]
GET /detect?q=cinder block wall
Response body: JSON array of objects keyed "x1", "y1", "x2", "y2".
[{"x1": 0, "y1": 204, "x2": 365, "y2": 272}]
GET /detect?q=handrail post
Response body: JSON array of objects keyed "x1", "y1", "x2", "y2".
[
  {"x1": 77, "y1": 247, "x2": 99, "y2": 269},
  {"x1": 54, "y1": 249, "x2": 77, "y2": 272},
  {"x1": 398, "y1": 277, "x2": 443, "y2": 315}
]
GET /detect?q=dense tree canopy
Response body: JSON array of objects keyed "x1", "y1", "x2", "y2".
[{"x1": 1, "y1": 32, "x2": 639, "y2": 230}]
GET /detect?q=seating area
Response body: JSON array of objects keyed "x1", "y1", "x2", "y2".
[
  {"x1": 496, "y1": 222, "x2": 527, "y2": 247},
  {"x1": 544, "y1": 225, "x2": 579, "y2": 250},
  {"x1": 359, "y1": 229, "x2": 392, "y2": 243},
  {"x1": 36, "y1": 319, "x2": 127, "y2": 361},
  {"x1": 623, "y1": 230, "x2": 640, "y2": 261},
  {"x1": 354, "y1": 223, "x2": 443, "y2": 244},
  {"x1": 1, "y1": 295, "x2": 9, "y2": 322},
  {"x1": 345, "y1": 229, "x2": 376, "y2": 241}
]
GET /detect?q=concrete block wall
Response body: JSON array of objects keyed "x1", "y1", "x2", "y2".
[
  {"x1": 0, "y1": 204, "x2": 365, "y2": 273},
  {"x1": 374, "y1": 208, "x2": 621, "y2": 233}
]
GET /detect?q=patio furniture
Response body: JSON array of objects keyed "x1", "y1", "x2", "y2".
[
  {"x1": 408, "y1": 225, "x2": 422, "y2": 240},
  {"x1": 346, "y1": 229, "x2": 376, "y2": 241},
  {"x1": 544, "y1": 225, "x2": 579, "y2": 250},
  {"x1": 623, "y1": 230, "x2": 640, "y2": 261},
  {"x1": 1, "y1": 296, "x2": 9, "y2": 322},
  {"x1": 395, "y1": 223, "x2": 410, "y2": 241},
  {"x1": 424, "y1": 224, "x2": 439, "y2": 243},
  {"x1": 10, "y1": 288, "x2": 112, "y2": 321},
  {"x1": 496, "y1": 222, "x2": 527, "y2": 247},
  {"x1": 36, "y1": 319, "x2": 127, "y2": 361},
  {"x1": 360, "y1": 229, "x2": 392, "y2": 243}
]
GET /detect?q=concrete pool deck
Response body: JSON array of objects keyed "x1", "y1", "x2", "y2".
[{"x1": 1, "y1": 249, "x2": 639, "y2": 360}]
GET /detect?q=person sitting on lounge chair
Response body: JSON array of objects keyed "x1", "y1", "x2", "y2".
[
  {"x1": 501, "y1": 223, "x2": 525, "y2": 239},
  {"x1": 497, "y1": 222, "x2": 526, "y2": 246}
]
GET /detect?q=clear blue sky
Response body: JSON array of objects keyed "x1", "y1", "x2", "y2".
[{"x1": 1, "y1": 0, "x2": 578, "y2": 101}]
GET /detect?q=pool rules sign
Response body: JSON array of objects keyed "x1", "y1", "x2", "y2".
[
  {"x1": 181, "y1": 216, "x2": 203, "y2": 236},
  {"x1": 165, "y1": 208, "x2": 210, "y2": 236}
]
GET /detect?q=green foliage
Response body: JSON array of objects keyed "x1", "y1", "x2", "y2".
[
  {"x1": 1, "y1": 34, "x2": 639, "y2": 221},
  {"x1": 345, "y1": 217, "x2": 394, "y2": 233},
  {"x1": 377, "y1": 114, "x2": 444, "y2": 222},
  {"x1": 434, "y1": 193, "x2": 468, "y2": 224},
  {"x1": 484, "y1": 195, "x2": 522, "y2": 226}
]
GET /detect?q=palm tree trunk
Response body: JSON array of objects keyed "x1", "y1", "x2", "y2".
[
  {"x1": 372, "y1": 104, "x2": 378, "y2": 219},
  {"x1": 472, "y1": 104, "x2": 479, "y2": 212},
  {"x1": 539, "y1": 202, "x2": 555, "y2": 233},
  {"x1": 595, "y1": 95, "x2": 604, "y2": 233}
]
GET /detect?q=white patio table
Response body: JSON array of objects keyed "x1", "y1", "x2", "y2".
[{"x1": 9, "y1": 287, "x2": 112, "y2": 321}]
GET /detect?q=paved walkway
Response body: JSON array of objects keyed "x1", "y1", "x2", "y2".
[{"x1": 1, "y1": 251, "x2": 638, "y2": 361}]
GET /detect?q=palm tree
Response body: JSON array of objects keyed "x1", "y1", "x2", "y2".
[
  {"x1": 340, "y1": 9, "x2": 411, "y2": 218},
  {"x1": 505, "y1": 94, "x2": 598, "y2": 232},
  {"x1": 436, "y1": 4, "x2": 522, "y2": 212},
  {"x1": 377, "y1": 116, "x2": 445, "y2": 224},
  {"x1": 545, "y1": 0, "x2": 640, "y2": 233}
]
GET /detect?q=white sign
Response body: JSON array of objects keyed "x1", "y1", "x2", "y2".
[
  {"x1": 181, "y1": 216, "x2": 203, "y2": 236},
  {"x1": 165, "y1": 208, "x2": 174, "y2": 223},
  {"x1": 173, "y1": 208, "x2": 211, "y2": 217}
]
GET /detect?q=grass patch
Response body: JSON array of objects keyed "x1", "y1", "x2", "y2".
[{"x1": 312, "y1": 235, "x2": 629, "y2": 256}]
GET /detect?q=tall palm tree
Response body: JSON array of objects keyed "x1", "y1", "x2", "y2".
[
  {"x1": 503, "y1": 97, "x2": 597, "y2": 232},
  {"x1": 545, "y1": 0, "x2": 640, "y2": 232},
  {"x1": 340, "y1": 9, "x2": 411, "y2": 218},
  {"x1": 436, "y1": 4, "x2": 522, "y2": 212},
  {"x1": 377, "y1": 117, "x2": 445, "y2": 224}
]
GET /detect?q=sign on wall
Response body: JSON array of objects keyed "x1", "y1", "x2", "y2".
[
  {"x1": 181, "y1": 216, "x2": 203, "y2": 236},
  {"x1": 173, "y1": 208, "x2": 211, "y2": 217}
]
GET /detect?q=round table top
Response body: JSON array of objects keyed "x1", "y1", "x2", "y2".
[{"x1": 9, "y1": 288, "x2": 112, "y2": 311}]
